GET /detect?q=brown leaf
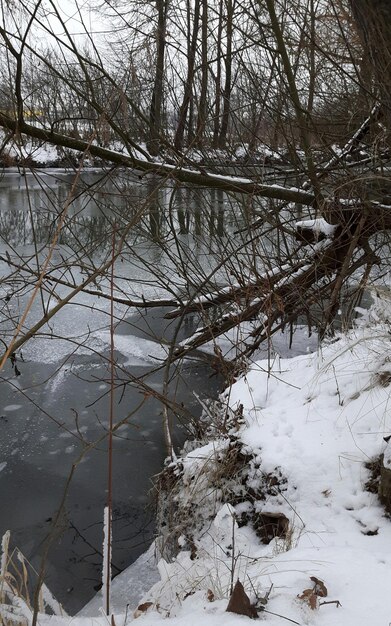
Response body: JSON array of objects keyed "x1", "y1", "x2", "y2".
[
  {"x1": 309, "y1": 593, "x2": 318, "y2": 610},
  {"x1": 207, "y1": 589, "x2": 215, "y2": 602},
  {"x1": 298, "y1": 588, "x2": 318, "y2": 610},
  {"x1": 133, "y1": 601, "x2": 154, "y2": 619},
  {"x1": 226, "y1": 581, "x2": 258, "y2": 618},
  {"x1": 299, "y1": 589, "x2": 311, "y2": 597},
  {"x1": 298, "y1": 576, "x2": 328, "y2": 610},
  {"x1": 255, "y1": 512, "x2": 289, "y2": 544},
  {"x1": 310, "y1": 576, "x2": 328, "y2": 598}
]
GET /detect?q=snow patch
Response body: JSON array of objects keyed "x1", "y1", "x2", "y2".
[{"x1": 296, "y1": 217, "x2": 337, "y2": 237}]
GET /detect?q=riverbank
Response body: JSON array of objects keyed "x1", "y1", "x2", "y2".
[
  {"x1": 98, "y1": 292, "x2": 391, "y2": 626},
  {"x1": 4, "y1": 291, "x2": 391, "y2": 626}
]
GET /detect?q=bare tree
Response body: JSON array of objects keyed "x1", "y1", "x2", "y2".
[{"x1": 148, "y1": 0, "x2": 169, "y2": 155}]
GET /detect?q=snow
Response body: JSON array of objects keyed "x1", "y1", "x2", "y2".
[
  {"x1": 7, "y1": 140, "x2": 60, "y2": 165},
  {"x1": 101, "y1": 507, "x2": 111, "y2": 617},
  {"x1": 4, "y1": 301, "x2": 391, "y2": 626},
  {"x1": 295, "y1": 218, "x2": 337, "y2": 238},
  {"x1": 274, "y1": 263, "x2": 311, "y2": 288},
  {"x1": 79, "y1": 544, "x2": 160, "y2": 617},
  {"x1": 96, "y1": 331, "x2": 168, "y2": 364},
  {"x1": 127, "y1": 307, "x2": 391, "y2": 625}
]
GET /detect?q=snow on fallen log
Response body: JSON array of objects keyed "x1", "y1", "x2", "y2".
[{"x1": 295, "y1": 218, "x2": 337, "y2": 239}]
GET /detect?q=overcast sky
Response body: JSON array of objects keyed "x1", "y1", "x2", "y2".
[{"x1": 26, "y1": 0, "x2": 107, "y2": 48}]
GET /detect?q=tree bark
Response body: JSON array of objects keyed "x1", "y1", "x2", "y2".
[
  {"x1": 148, "y1": 0, "x2": 168, "y2": 156},
  {"x1": 195, "y1": 0, "x2": 208, "y2": 147},
  {"x1": 218, "y1": 0, "x2": 234, "y2": 148},
  {"x1": 349, "y1": 0, "x2": 391, "y2": 111},
  {"x1": 212, "y1": 0, "x2": 224, "y2": 148},
  {"x1": 174, "y1": 0, "x2": 200, "y2": 151}
]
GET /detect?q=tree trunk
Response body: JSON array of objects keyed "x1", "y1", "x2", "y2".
[
  {"x1": 195, "y1": 0, "x2": 208, "y2": 147},
  {"x1": 148, "y1": 0, "x2": 168, "y2": 156},
  {"x1": 212, "y1": 0, "x2": 224, "y2": 148},
  {"x1": 174, "y1": 0, "x2": 200, "y2": 151},
  {"x1": 218, "y1": 0, "x2": 234, "y2": 149},
  {"x1": 349, "y1": 0, "x2": 391, "y2": 111}
]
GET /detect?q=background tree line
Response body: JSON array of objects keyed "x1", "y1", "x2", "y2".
[{"x1": 0, "y1": 0, "x2": 379, "y2": 158}]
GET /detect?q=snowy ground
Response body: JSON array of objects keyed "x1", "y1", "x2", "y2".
[{"x1": 2, "y1": 298, "x2": 391, "y2": 626}]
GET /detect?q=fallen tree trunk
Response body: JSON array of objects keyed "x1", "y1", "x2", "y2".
[
  {"x1": 165, "y1": 215, "x2": 379, "y2": 371},
  {"x1": 0, "y1": 113, "x2": 316, "y2": 205}
]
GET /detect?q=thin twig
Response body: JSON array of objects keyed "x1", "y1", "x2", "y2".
[{"x1": 262, "y1": 608, "x2": 302, "y2": 625}]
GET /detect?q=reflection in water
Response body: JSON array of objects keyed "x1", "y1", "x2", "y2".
[{"x1": 0, "y1": 170, "x2": 249, "y2": 250}]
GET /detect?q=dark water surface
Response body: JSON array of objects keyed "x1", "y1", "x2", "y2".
[{"x1": 0, "y1": 343, "x2": 216, "y2": 613}]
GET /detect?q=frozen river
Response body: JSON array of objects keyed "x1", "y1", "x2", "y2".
[
  {"x1": 0, "y1": 167, "x2": 316, "y2": 612},
  {"x1": 0, "y1": 169, "x2": 231, "y2": 612}
]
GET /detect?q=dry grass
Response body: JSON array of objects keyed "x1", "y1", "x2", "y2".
[
  {"x1": 0, "y1": 531, "x2": 67, "y2": 626},
  {"x1": 154, "y1": 427, "x2": 290, "y2": 562}
]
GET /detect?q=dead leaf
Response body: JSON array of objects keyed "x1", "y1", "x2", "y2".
[
  {"x1": 298, "y1": 576, "x2": 328, "y2": 610},
  {"x1": 298, "y1": 588, "x2": 318, "y2": 610},
  {"x1": 308, "y1": 593, "x2": 318, "y2": 610},
  {"x1": 226, "y1": 580, "x2": 258, "y2": 618},
  {"x1": 133, "y1": 602, "x2": 153, "y2": 618},
  {"x1": 310, "y1": 576, "x2": 328, "y2": 597},
  {"x1": 207, "y1": 589, "x2": 215, "y2": 602},
  {"x1": 254, "y1": 511, "x2": 289, "y2": 544}
]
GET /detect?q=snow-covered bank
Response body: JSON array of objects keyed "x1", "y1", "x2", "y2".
[{"x1": 2, "y1": 300, "x2": 391, "y2": 626}]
